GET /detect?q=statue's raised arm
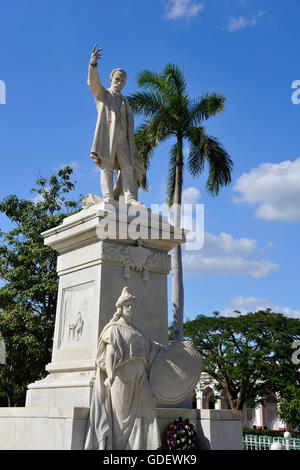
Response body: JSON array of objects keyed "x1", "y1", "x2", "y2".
[{"x1": 88, "y1": 44, "x2": 104, "y2": 100}]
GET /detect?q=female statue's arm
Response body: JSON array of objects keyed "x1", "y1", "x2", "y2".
[{"x1": 104, "y1": 344, "x2": 115, "y2": 388}]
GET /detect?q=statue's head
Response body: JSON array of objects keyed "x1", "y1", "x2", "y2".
[
  {"x1": 115, "y1": 286, "x2": 137, "y2": 321},
  {"x1": 109, "y1": 68, "x2": 127, "y2": 92}
]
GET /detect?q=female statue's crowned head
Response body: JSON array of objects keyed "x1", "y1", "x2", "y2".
[{"x1": 112, "y1": 286, "x2": 137, "y2": 323}]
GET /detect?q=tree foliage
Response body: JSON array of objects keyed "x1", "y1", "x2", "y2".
[
  {"x1": 278, "y1": 385, "x2": 300, "y2": 433},
  {"x1": 183, "y1": 310, "x2": 300, "y2": 410},
  {"x1": 0, "y1": 167, "x2": 80, "y2": 406}
]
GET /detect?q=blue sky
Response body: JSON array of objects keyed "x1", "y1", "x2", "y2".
[{"x1": 0, "y1": 0, "x2": 300, "y2": 322}]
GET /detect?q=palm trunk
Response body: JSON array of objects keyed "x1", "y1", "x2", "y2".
[
  {"x1": 172, "y1": 137, "x2": 184, "y2": 342},
  {"x1": 4, "y1": 390, "x2": 11, "y2": 407}
]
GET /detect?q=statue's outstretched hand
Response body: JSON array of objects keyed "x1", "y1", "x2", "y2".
[{"x1": 90, "y1": 44, "x2": 103, "y2": 66}]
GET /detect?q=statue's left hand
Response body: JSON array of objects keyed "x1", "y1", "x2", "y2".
[
  {"x1": 91, "y1": 153, "x2": 101, "y2": 167},
  {"x1": 104, "y1": 376, "x2": 114, "y2": 388}
]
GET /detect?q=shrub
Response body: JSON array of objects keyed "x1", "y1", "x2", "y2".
[{"x1": 243, "y1": 428, "x2": 298, "y2": 438}]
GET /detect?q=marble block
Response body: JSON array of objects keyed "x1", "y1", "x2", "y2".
[{"x1": 0, "y1": 407, "x2": 89, "y2": 450}]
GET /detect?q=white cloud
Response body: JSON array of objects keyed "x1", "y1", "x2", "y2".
[
  {"x1": 31, "y1": 192, "x2": 45, "y2": 204},
  {"x1": 222, "y1": 295, "x2": 300, "y2": 319},
  {"x1": 182, "y1": 187, "x2": 201, "y2": 205},
  {"x1": 233, "y1": 157, "x2": 300, "y2": 222},
  {"x1": 227, "y1": 16, "x2": 247, "y2": 32},
  {"x1": 226, "y1": 10, "x2": 264, "y2": 32},
  {"x1": 230, "y1": 295, "x2": 266, "y2": 309},
  {"x1": 183, "y1": 232, "x2": 278, "y2": 278},
  {"x1": 165, "y1": 0, "x2": 204, "y2": 20}
]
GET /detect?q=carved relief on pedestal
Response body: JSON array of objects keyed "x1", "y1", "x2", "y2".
[
  {"x1": 68, "y1": 311, "x2": 84, "y2": 341},
  {"x1": 57, "y1": 282, "x2": 94, "y2": 350},
  {"x1": 99, "y1": 241, "x2": 171, "y2": 283}
]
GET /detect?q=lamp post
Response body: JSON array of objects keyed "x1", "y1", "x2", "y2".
[{"x1": 284, "y1": 431, "x2": 292, "y2": 451}]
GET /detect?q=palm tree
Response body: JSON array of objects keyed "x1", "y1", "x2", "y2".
[{"x1": 127, "y1": 64, "x2": 233, "y2": 342}]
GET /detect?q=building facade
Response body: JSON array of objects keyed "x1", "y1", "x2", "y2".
[{"x1": 195, "y1": 373, "x2": 286, "y2": 431}]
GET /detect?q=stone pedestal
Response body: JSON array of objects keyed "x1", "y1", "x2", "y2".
[
  {"x1": 0, "y1": 407, "x2": 242, "y2": 450},
  {"x1": 26, "y1": 200, "x2": 186, "y2": 409},
  {"x1": 0, "y1": 199, "x2": 244, "y2": 450}
]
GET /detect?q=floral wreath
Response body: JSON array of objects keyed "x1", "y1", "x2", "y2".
[{"x1": 166, "y1": 416, "x2": 199, "y2": 450}]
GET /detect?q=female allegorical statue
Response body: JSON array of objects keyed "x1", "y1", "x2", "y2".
[{"x1": 84, "y1": 287, "x2": 165, "y2": 450}]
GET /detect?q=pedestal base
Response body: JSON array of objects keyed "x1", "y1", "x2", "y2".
[
  {"x1": 158, "y1": 408, "x2": 243, "y2": 450},
  {"x1": 0, "y1": 407, "x2": 89, "y2": 450},
  {"x1": 0, "y1": 407, "x2": 242, "y2": 450}
]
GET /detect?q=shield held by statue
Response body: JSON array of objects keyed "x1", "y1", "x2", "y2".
[{"x1": 149, "y1": 341, "x2": 202, "y2": 405}]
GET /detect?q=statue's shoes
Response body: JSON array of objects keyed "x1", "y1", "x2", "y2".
[
  {"x1": 103, "y1": 197, "x2": 116, "y2": 205},
  {"x1": 126, "y1": 199, "x2": 145, "y2": 208}
]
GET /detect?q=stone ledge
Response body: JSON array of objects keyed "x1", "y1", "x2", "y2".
[
  {"x1": 0, "y1": 406, "x2": 89, "y2": 419},
  {"x1": 41, "y1": 204, "x2": 187, "y2": 254},
  {"x1": 157, "y1": 408, "x2": 242, "y2": 421},
  {"x1": 45, "y1": 360, "x2": 97, "y2": 373}
]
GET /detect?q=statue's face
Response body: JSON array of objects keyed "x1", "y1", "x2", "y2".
[
  {"x1": 122, "y1": 302, "x2": 136, "y2": 321},
  {"x1": 110, "y1": 71, "x2": 126, "y2": 92}
]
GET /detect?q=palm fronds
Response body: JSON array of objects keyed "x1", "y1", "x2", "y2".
[
  {"x1": 162, "y1": 63, "x2": 187, "y2": 99},
  {"x1": 191, "y1": 93, "x2": 226, "y2": 125},
  {"x1": 136, "y1": 70, "x2": 167, "y2": 95},
  {"x1": 202, "y1": 135, "x2": 233, "y2": 195},
  {"x1": 127, "y1": 91, "x2": 163, "y2": 117}
]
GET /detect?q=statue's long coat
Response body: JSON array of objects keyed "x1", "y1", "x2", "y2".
[{"x1": 87, "y1": 64, "x2": 137, "y2": 170}]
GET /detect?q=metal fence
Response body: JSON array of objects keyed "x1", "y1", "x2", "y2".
[{"x1": 243, "y1": 434, "x2": 300, "y2": 450}]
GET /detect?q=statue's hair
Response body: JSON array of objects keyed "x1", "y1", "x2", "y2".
[
  {"x1": 116, "y1": 294, "x2": 136, "y2": 309},
  {"x1": 106, "y1": 287, "x2": 137, "y2": 324},
  {"x1": 109, "y1": 68, "x2": 127, "y2": 82},
  {"x1": 110, "y1": 307, "x2": 123, "y2": 323}
]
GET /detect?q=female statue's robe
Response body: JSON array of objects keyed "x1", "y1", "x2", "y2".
[{"x1": 84, "y1": 321, "x2": 163, "y2": 450}]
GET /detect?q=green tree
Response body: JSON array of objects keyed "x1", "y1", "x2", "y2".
[
  {"x1": 183, "y1": 310, "x2": 300, "y2": 410},
  {"x1": 278, "y1": 385, "x2": 300, "y2": 433},
  {"x1": 0, "y1": 167, "x2": 80, "y2": 406},
  {"x1": 127, "y1": 64, "x2": 232, "y2": 341}
]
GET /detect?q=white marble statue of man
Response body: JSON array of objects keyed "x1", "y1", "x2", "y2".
[
  {"x1": 88, "y1": 45, "x2": 145, "y2": 206},
  {"x1": 84, "y1": 287, "x2": 165, "y2": 450}
]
